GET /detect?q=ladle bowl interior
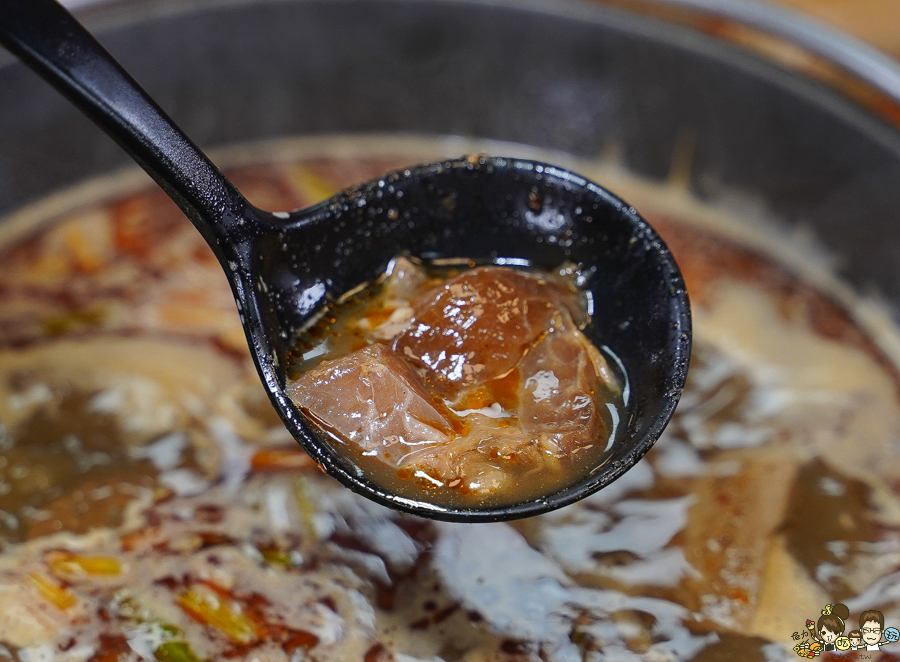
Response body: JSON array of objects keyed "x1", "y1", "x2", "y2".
[{"x1": 248, "y1": 156, "x2": 690, "y2": 521}]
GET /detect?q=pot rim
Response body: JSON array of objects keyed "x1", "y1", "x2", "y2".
[
  {"x1": 54, "y1": 0, "x2": 900, "y2": 109},
  {"x1": 613, "y1": 0, "x2": 900, "y2": 102}
]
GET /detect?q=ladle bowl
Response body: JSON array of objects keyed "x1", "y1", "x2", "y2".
[{"x1": 0, "y1": 0, "x2": 690, "y2": 521}]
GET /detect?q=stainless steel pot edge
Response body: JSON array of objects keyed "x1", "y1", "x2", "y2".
[{"x1": 627, "y1": 0, "x2": 900, "y2": 102}]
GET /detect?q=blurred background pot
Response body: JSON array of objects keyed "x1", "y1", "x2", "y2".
[{"x1": 2, "y1": 0, "x2": 900, "y2": 310}]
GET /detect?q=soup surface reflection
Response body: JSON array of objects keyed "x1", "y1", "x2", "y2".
[{"x1": 0, "y1": 138, "x2": 899, "y2": 661}]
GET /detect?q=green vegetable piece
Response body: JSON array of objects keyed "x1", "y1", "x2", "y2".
[
  {"x1": 260, "y1": 548, "x2": 293, "y2": 568},
  {"x1": 41, "y1": 305, "x2": 106, "y2": 336},
  {"x1": 154, "y1": 641, "x2": 204, "y2": 662},
  {"x1": 159, "y1": 623, "x2": 183, "y2": 637}
]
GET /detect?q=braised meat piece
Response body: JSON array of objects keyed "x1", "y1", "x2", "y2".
[
  {"x1": 289, "y1": 344, "x2": 457, "y2": 465},
  {"x1": 393, "y1": 266, "x2": 583, "y2": 396}
]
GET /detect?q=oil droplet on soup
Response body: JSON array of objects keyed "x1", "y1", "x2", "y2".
[{"x1": 286, "y1": 258, "x2": 625, "y2": 507}]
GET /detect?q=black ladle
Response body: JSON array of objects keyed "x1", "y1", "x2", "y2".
[{"x1": 0, "y1": 0, "x2": 691, "y2": 522}]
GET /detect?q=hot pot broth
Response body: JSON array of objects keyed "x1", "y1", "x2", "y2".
[{"x1": 0, "y1": 138, "x2": 899, "y2": 660}]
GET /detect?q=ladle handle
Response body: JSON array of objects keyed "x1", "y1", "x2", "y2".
[{"x1": 0, "y1": 0, "x2": 245, "y2": 251}]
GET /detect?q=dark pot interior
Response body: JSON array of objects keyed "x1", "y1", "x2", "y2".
[{"x1": 1, "y1": 0, "x2": 900, "y2": 310}]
